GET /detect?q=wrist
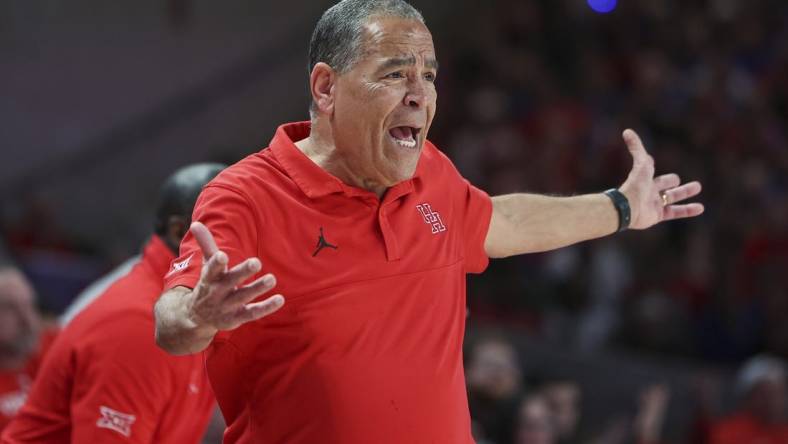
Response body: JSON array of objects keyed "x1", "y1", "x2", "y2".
[{"x1": 603, "y1": 188, "x2": 631, "y2": 232}]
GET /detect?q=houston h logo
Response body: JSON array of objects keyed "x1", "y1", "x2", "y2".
[{"x1": 416, "y1": 203, "x2": 446, "y2": 234}]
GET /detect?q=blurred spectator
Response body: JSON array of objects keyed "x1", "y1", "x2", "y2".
[
  {"x1": 515, "y1": 394, "x2": 556, "y2": 444},
  {"x1": 585, "y1": 384, "x2": 671, "y2": 444},
  {"x1": 709, "y1": 355, "x2": 788, "y2": 444},
  {"x1": 439, "y1": 0, "x2": 788, "y2": 367},
  {"x1": 538, "y1": 379, "x2": 581, "y2": 444},
  {"x1": 0, "y1": 266, "x2": 54, "y2": 433},
  {"x1": 633, "y1": 384, "x2": 671, "y2": 444},
  {"x1": 466, "y1": 335, "x2": 524, "y2": 444}
]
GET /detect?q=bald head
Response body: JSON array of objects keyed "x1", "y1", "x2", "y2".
[{"x1": 154, "y1": 163, "x2": 226, "y2": 253}]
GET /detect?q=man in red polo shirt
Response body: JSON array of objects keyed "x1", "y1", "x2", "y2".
[
  {"x1": 1, "y1": 163, "x2": 224, "y2": 444},
  {"x1": 153, "y1": 1, "x2": 704, "y2": 442}
]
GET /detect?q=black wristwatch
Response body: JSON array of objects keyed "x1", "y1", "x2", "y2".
[{"x1": 604, "y1": 188, "x2": 631, "y2": 232}]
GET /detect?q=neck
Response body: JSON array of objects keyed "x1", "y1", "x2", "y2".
[{"x1": 295, "y1": 119, "x2": 387, "y2": 198}]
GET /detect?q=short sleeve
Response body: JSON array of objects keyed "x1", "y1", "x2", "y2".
[
  {"x1": 425, "y1": 144, "x2": 492, "y2": 274},
  {"x1": 69, "y1": 316, "x2": 174, "y2": 443},
  {"x1": 458, "y1": 179, "x2": 492, "y2": 274},
  {"x1": 164, "y1": 184, "x2": 259, "y2": 290}
]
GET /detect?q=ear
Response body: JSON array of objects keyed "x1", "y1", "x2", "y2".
[
  {"x1": 310, "y1": 62, "x2": 337, "y2": 115},
  {"x1": 165, "y1": 215, "x2": 189, "y2": 252}
]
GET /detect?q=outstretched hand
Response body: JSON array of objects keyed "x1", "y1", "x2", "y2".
[
  {"x1": 187, "y1": 222, "x2": 284, "y2": 332},
  {"x1": 618, "y1": 129, "x2": 704, "y2": 229}
]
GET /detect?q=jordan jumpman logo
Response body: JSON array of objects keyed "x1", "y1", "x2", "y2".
[{"x1": 312, "y1": 227, "x2": 338, "y2": 257}]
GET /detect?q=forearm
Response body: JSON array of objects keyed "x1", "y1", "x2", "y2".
[
  {"x1": 154, "y1": 286, "x2": 216, "y2": 355},
  {"x1": 485, "y1": 193, "x2": 618, "y2": 258}
]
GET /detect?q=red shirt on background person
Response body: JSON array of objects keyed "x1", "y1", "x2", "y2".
[
  {"x1": 709, "y1": 355, "x2": 788, "y2": 444},
  {"x1": 1, "y1": 164, "x2": 225, "y2": 444}
]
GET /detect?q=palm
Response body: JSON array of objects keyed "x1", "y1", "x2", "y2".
[
  {"x1": 189, "y1": 222, "x2": 284, "y2": 331},
  {"x1": 618, "y1": 129, "x2": 704, "y2": 230}
]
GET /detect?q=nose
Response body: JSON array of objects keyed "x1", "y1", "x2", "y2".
[{"x1": 403, "y1": 78, "x2": 428, "y2": 108}]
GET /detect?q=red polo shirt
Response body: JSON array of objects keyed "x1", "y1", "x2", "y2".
[
  {"x1": 165, "y1": 121, "x2": 492, "y2": 443},
  {"x1": 710, "y1": 413, "x2": 788, "y2": 444},
  {"x1": 1, "y1": 236, "x2": 215, "y2": 444}
]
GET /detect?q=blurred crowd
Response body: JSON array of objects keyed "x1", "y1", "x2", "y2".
[
  {"x1": 431, "y1": 0, "x2": 788, "y2": 361},
  {"x1": 430, "y1": 0, "x2": 788, "y2": 442},
  {"x1": 464, "y1": 335, "x2": 787, "y2": 444},
  {"x1": 1, "y1": 0, "x2": 787, "y2": 443}
]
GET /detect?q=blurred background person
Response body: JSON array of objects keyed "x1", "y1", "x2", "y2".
[
  {"x1": 709, "y1": 355, "x2": 788, "y2": 444},
  {"x1": 633, "y1": 384, "x2": 671, "y2": 444},
  {"x1": 539, "y1": 379, "x2": 581, "y2": 444},
  {"x1": 584, "y1": 384, "x2": 671, "y2": 444},
  {"x1": 466, "y1": 335, "x2": 524, "y2": 444},
  {"x1": 0, "y1": 265, "x2": 55, "y2": 433},
  {"x1": 1, "y1": 163, "x2": 224, "y2": 444},
  {"x1": 515, "y1": 394, "x2": 557, "y2": 444},
  {"x1": 58, "y1": 252, "x2": 139, "y2": 327}
]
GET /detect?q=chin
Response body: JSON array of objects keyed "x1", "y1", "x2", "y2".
[{"x1": 384, "y1": 153, "x2": 421, "y2": 182}]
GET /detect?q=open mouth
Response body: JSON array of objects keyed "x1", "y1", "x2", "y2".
[{"x1": 389, "y1": 126, "x2": 422, "y2": 149}]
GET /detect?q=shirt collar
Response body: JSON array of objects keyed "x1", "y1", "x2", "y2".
[
  {"x1": 269, "y1": 121, "x2": 423, "y2": 201},
  {"x1": 141, "y1": 235, "x2": 176, "y2": 279}
]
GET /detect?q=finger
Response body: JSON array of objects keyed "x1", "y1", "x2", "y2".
[
  {"x1": 221, "y1": 258, "x2": 263, "y2": 288},
  {"x1": 191, "y1": 222, "x2": 219, "y2": 259},
  {"x1": 202, "y1": 250, "x2": 228, "y2": 283},
  {"x1": 225, "y1": 273, "x2": 276, "y2": 306},
  {"x1": 654, "y1": 173, "x2": 680, "y2": 191},
  {"x1": 622, "y1": 129, "x2": 652, "y2": 166},
  {"x1": 662, "y1": 181, "x2": 702, "y2": 205},
  {"x1": 232, "y1": 294, "x2": 285, "y2": 326},
  {"x1": 663, "y1": 203, "x2": 705, "y2": 221}
]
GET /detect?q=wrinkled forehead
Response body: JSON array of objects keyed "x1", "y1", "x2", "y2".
[{"x1": 359, "y1": 16, "x2": 436, "y2": 64}]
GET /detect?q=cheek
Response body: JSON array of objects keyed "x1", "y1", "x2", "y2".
[
  {"x1": 423, "y1": 88, "x2": 438, "y2": 125},
  {"x1": 359, "y1": 80, "x2": 405, "y2": 112},
  {"x1": 337, "y1": 83, "x2": 392, "y2": 126},
  {"x1": 0, "y1": 311, "x2": 20, "y2": 340}
]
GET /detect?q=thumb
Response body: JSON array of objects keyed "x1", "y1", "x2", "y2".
[
  {"x1": 191, "y1": 221, "x2": 219, "y2": 260},
  {"x1": 622, "y1": 129, "x2": 651, "y2": 167}
]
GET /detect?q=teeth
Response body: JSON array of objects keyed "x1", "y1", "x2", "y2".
[{"x1": 394, "y1": 138, "x2": 417, "y2": 148}]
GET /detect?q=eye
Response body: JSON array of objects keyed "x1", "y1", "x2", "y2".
[
  {"x1": 385, "y1": 71, "x2": 405, "y2": 79},
  {"x1": 424, "y1": 72, "x2": 436, "y2": 83}
]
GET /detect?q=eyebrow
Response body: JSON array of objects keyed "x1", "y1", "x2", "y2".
[{"x1": 379, "y1": 55, "x2": 439, "y2": 71}]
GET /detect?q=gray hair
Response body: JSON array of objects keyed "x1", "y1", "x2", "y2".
[{"x1": 308, "y1": 0, "x2": 425, "y2": 115}]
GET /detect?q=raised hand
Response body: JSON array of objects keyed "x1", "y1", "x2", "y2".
[
  {"x1": 187, "y1": 222, "x2": 284, "y2": 332},
  {"x1": 618, "y1": 129, "x2": 704, "y2": 229}
]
